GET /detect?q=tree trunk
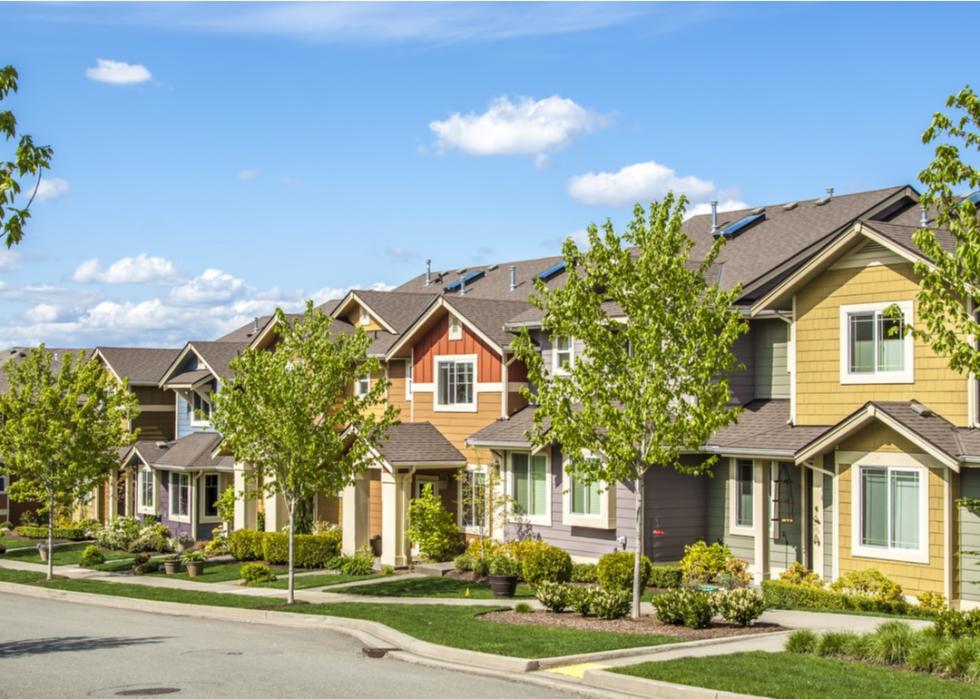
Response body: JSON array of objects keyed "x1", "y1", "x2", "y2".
[
  {"x1": 287, "y1": 500, "x2": 296, "y2": 605},
  {"x1": 47, "y1": 492, "x2": 55, "y2": 581},
  {"x1": 632, "y1": 471, "x2": 646, "y2": 620}
]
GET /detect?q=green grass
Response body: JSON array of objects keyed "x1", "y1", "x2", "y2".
[
  {"x1": 259, "y1": 572, "x2": 377, "y2": 590},
  {"x1": 329, "y1": 576, "x2": 535, "y2": 599},
  {"x1": 149, "y1": 561, "x2": 288, "y2": 583},
  {"x1": 2, "y1": 542, "x2": 132, "y2": 566},
  {"x1": 0, "y1": 568, "x2": 50, "y2": 584},
  {"x1": 614, "y1": 652, "x2": 980, "y2": 699},
  {"x1": 0, "y1": 535, "x2": 61, "y2": 550}
]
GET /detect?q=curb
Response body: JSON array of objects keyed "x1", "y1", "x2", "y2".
[{"x1": 582, "y1": 669, "x2": 760, "y2": 699}]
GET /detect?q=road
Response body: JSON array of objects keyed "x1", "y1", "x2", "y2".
[{"x1": 0, "y1": 594, "x2": 570, "y2": 698}]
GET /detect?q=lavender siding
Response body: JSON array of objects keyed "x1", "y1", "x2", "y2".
[{"x1": 157, "y1": 471, "x2": 193, "y2": 538}]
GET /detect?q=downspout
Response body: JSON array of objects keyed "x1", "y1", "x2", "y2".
[
  {"x1": 191, "y1": 471, "x2": 200, "y2": 540},
  {"x1": 501, "y1": 353, "x2": 521, "y2": 420}
]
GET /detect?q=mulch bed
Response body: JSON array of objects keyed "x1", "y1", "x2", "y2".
[{"x1": 481, "y1": 609, "x2": 783, "y2": 639}]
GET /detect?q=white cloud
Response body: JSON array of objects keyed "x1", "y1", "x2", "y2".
[
  {"x1": 385, "y1": 246, "x2": 419, "y2": 261},
  {"x1": 568, "y1": 161, "x2": 717, "y2": 206},
  {"x1": 33, "y1": 177, "x2": 69, "y2": 202},
  {"x1": 0, "y1": 249, "x2": 20, "y2": 271},
  {"x1": 430, "y1": 96, "x2": 607, "y2": 158},
  {"x1": 85, "y1": 58, "x2": 152, "y2": 85},
  {"x1": 170, "y1": 268, "x2": 245, "y2": 305},
  {"x1": 73, "y1": 253, "x2": 177, "y2": 284},
  {"x1": 238, "y1": 169, "x2": 258, "y2": 181},
  {"x1": 685, "y1": 199, "x2": 749, "y2": 219},
  {"x1": 25, "y1": 303, "x2": 64, "y2": 324}
]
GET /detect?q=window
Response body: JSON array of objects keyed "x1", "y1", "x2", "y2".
[
  {"x1": 511, "y1": 452, "x2": 549, "y2": 520},
  {"x1": 191, "y1": 389, "x2": 212, "y2": 425},
  {"x1": 553, "y1": 336, "x2": 574, "y2": 373},
  {"x1": 860, "y1": 466, "x2": 920, "y2": 552},
  {"x1": 733, "y1": 459, "x2": 754, "y2": 530},
  {"x1": 840, "y1": 302, "x2": 913, "y2": 383},
  {"x1": 448, "y1": 315, "x2": 463, "y2": 341},
  {"x1": 139, "y1": 467, "x2": 154, "y2": 510},
  {"x1": 460, "y1": 469, "x2": 487, "y2": 530},
  {"x1": 203, "y1": 474, "x2": 220, "y2": 519},
  {"x1": 0, "y1": 474, "x2": 6, "y2": 494},
  {"x1": 170, "y1": 472, "x2": 190, "y2": 519},
  {"x1": 435, "y1": 357, "x2": 475, "y2": 410},
  {"x1": 358, "y1": 307, "x2": 370, "y2": 326},
  {"x1": 356, "y1": 374, "x2": 370, "y2": 397},
  {"x1": 569, "y1": 476, "x2": 602, "y2": 516},
  {"x1": 405, "y1": 359, "x2": 413, "y2": 399}
]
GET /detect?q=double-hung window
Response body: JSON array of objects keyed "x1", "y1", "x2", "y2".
[
  {"x1": 405, "y1": 359, "x2": 413, "y2": 399},
  {"x1": 841, "y1": 302, "x2": 913, "y2": 383},
  {"x1": 856, "y1": 465, "x2": 925, "y2": 561},
  {"x1": 460, "y1": 469, "x2": 487, "y2": 530},
  {"x1": 170, "y1": 472, "x2": 190, "y2": 520},
  {"x1": 435, "y1": 357, "x2": 475, "y2": 410},
  {"x1": 202, "y1": 474, "x2": 220, "y2": 519},
  {"x1": 356, "y1": 374, "x2": 370, "y2": 397},
  {"x1": 191, "y1": 389, "x2": 212, "y2": 426},
  {"x1": 732, "y1": 459, "x2": 754, "y2": 532},
  {"x1": 139, "y1": 467, "x2": 154, "y2": 511},
  {"x1": 511, "y1": 453, "x2": 549, "y2": 521},
  {"x1": 553, "y1": 336, "x2": 574, "y2": 373},
  {"x1": 569, "y1": 476, "x2": 602, "y2": 516}
]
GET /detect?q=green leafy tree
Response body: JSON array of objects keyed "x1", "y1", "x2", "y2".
[
  {"x1": 212, "y1": 302, "x2": 398, "y2": 603},
  {"x1": 1, "y1": 65, "x2": 54, "y2": 247},
  {"x1": 513, "y1": 195, "x2": 748, "y2": 618},
  {"x1": 0, "y1": 346, "x2": 138, "y2": 579},
  {"x1": 407, "y1": 483, "x2": 459, "y2": 562}
]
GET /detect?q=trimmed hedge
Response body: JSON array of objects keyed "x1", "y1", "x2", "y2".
[
  {"x1": 597, "y1": 551, "x2": 654, "y2": 591},
  {"x1": 15, "y1": 525, "x2": 87, "y2": 540},
  {"x1": 519, "y1": 540, "x2": 572, "y2": 585},
  {"x1": 261, "y1": 532, "x2": 343, "y2": 568},
  {"x1": 761, "y1": 580, "x2": 927, "y2": 618},
  {"x1": 649, "y1": 565, "x2": 683, "y2": 589}
]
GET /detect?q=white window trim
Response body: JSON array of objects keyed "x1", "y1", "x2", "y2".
[
  {"x1": 458, "y1": 464, "x2": 488, "y2": 535},
  {"x1": 448, "y1": 315, "x2": 463, "y2": 341},
  {"x1": 199, "y1": 473, "x2": 223, "y2": 524},
  {"x1": 562, "y1": 470, "x2": 615, "y2": 529},
  {"x1": 552, "y1": 335, "x2": 575, "y2": 375},
  {"x1": 433, "y1": 354, "x2": 478, "y2": 413},
  {"x1": 729, "y1": 458, "x2": 756, "y2": 536},
  {"x1": 414, "y1": 474, "x2": 439, "y2": 499},
  {"x1": 506, "y1": 451, "x2": 552, "y2": 527},
  {"x1": 356, "y1": 373, "x2": 371, "y2": 398},
  {"x1": 0, "y1": 474, "x2": 6, "y2": 494},
  {"x1": 839, "y1": 300, "x2": 914, "y2": 385},
  {"x1": 169, "y1": 471, "x2": 191, "y2": 523},
  {"x1": 190, "y1": 388, "x2": 213, "y2": 427},
  {"x1": 358, "y1": 306, "x2": 370, "y2": 327},
  {"x1": 137, "y1": 466, "x2": 156, "y2": 515},
  {"x1": 405, "y1": 356, "x2": 413, "y2": 400},
  {"x1": 850, "y1": 455, "x2": 930, "y2": 565}
]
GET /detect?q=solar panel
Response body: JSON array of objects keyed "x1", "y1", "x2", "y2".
[
  {"x1": 716, "y1": 213, "x2": 765, "y2": 238},
  {"x1": 967, "y1": 191, "x2": 980, "y2": 204},
  {"x1": 537, "y1": 261, "x2": 566, "y2": 281},
  {"x1": 444, "y1": 270, "x2": 485, "y2": 292}
]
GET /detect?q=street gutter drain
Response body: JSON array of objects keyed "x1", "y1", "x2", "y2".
[
  {"x1": 362, "y1": 647, "x2": 398, "y2": 658},
  {"x1": 115, "y1": 689, "x2": 181, "y2": 697}
]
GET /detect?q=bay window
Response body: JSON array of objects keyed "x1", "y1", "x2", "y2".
[{"x1": 569, "y1": 476, "x2": 602, "y2": 516}]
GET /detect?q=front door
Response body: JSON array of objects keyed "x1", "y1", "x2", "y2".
[{"x1": 414, "y1": 475, "x2": 439, "y2": 499}]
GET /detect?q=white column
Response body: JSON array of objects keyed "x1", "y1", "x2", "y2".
[
  {"x1": 812, "y1": 471, "x2": 824, "y2": 578},
  {"x1": 107, "y1": 472, "x2": 118, "y2": 519},
  {"x1": 380, "y1": 469, "x2": 409, "y2": 567},
  {"x1": 800, "y1": 467, "x2": 809, "y2": 570},
  {"x1": 232, "y1": 462, "x2": 257, "y2": 531},
  {"x1": 753, "y1": 460, "x2": 770, "y2": 582},
  {"x1": 342, "y1": 470, "x2": 372, "y2": 554}
]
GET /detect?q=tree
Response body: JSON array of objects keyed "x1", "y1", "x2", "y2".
[
  {"x1": 1, "y1": 65, "x2": 54, "y2": 247},
  {"x1": 513, "y1": 195, "x2": 748, "y2": 618},
  {"x1": 0, "y1": 346, "x2": 138, "y2": 580},
  {"x1": 900, "y1": 86, "x2": 980, "y2": 377},
  {"x1": 212, "y1": 302, "x2": 398, "y2": 603}
]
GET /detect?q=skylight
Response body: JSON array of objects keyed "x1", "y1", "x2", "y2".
[
  {"x1": 444, "y1": 270, "x2": 484, "y2": 292},
  {"x1": 967, "y1": 191, "x2": 980, "y2": 205},
  {"x1": 537, "y1": 261, "x2": 565, "y2": 281},
  {"x1": 716, "y1": 213, "x2": 765, "y2": 238}
]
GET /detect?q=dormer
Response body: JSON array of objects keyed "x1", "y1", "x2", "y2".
[{"x1": 158, "y1": 341, "x2": 247, "y2": 437}]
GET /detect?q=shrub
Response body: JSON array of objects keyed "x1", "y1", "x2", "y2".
[
  {"x1": 339, "y1": 547, "x2": 375, "y2": 576},
  {"x1": 294, "y1": 533, "x2": 342, "y2": 568},
  {"x1": 935, "y1": 608, "x2": 980, "y2": 638},
  {"x1": 240, "y1": 562, "x2": 277, "y2": 585},
  {"x1": 262, "y1": 532, "x2": 290, "y2": 564},
  {"x1": 816, "y1": 631, "x2": 858, "y2": 658},
  {"x1": 472, "y1": 556, "x2": 490, "y2": 577},
  {"x1": 842, "y1": 632, "x2": 874, "y2": 660},
  {"x1": 228, "y1": 529, "x2": 265, "y2": 561},
  {"x1": 406, "y1": 484, "x2": 461, "y2": 562},
  {"x1": 916, "y1": 590, "x2": 948, "y2": 615},
  {"x1": 79, "y1": 545, "x2": 105, "y2": 568},
  {"x1": 514, "y1": 602, "x2": 534, "y2": 614},
  {"x1": 489, "y1": 554, "x2": 521, "y2": 577},
  {"x1": 596, "y1": 551, "x2": 653, "y2": 591},
  {"x1": 941, "y1": 636, "x2": 980, "y2": 677},
  {"x1": 785, "y1": 629, "x2": 818, "y2": 654},
  {"x1": 92, "y1": 516, "x2": 142, "y2": 550},
  {"x1": 715, "y1": 588, "x2": 765, "y2": 626},
  {"x1": 907, "y1": 632, "x2": 946, "y2": 673},
  {"x1": 648, "y1": 565, "x2": 683, "y2": 589},
  {"x1": 131, "y1": 554, "x2": 160, "y2": 575},
  {"x1": 679, "y1": 540, "x2": 733, "y2": 585},
  {"x1": 591, "y1": 587, "x2": 632, "y2": 620},
  {"x1": 535, "y1": 581, "x2": 570, "y2": 612},
  {"x1": 181, "y1": 550, "x2": 206, "y2": 563},
  {"x1": 0, "y1": 520, "x2": 13, "y2": 531},
  {"x1": 681, "y1": 589, "x2": 715, "y2": 629},
  {"x1": 717, "y1": 557, "x2": 752, "y2": 589},
  {"x1": 128, "y1": 523, "x2": 172, "y2": 553},
  {"x1": 454, "y1": 554, "x2": 473, "y2": 572},
  {"x1": 571, "y1": 563, "x2": 598, "y2": 583},
  {"x1": 569, "y1": 586, "x2": 598, "y2": 616},
  {"x1": 829, "y1": 569, "x2": 903, "y2": 602},
  {"x1": 760, "y1": 580, "x2": 919, "y2": 617},
  {"x1": 0, "y1": 544, "x2": 5, "y2": 554},
  {"x1": 382, "y1": 565, "x2": 395, "y2": 576},
  {"x1": 519, "y1": 540, "x2": 572, "y2": 586},
  {"x1": 868, "y1": 621, "x2": 917, "y2": 665},
  {"x1": 651, "y1": 589, "x2": 687, "y2": 625},
  {"x1": 779, "y1": 561, "x2": 825, "y2": 589},
  {"x1": 15, "y1": 525, "x2": 86, "y2": 540},
  {"x1": 204, "y1": 537, "x2": 229, "y2": 558},
  {"x1": 465, "y1": 538, "x2": 500, "y2": 560}
]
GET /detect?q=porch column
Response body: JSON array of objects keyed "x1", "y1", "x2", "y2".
[
  {"x1": 342, "y1": 470, "x2": 371, "y2": 555},
  {"x1": 233, "y1": 462, "x2": 257, "y2": 531},
  {"x1": 380, "y1": 469, "x2": 410, "y2": 567},
  {"x1": 107, "y1": 473, "x2": 118, "y2": 519},
  {"x1": 812, "y1": 471, "x2": 824, "y2": 578},
  {"x1": 753, "y1": 460, "x2": 770, "y2": 582}
]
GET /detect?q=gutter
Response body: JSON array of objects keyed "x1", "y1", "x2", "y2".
[{"x1": 701, "y1": 445, "x2": 798, "y2": 460}]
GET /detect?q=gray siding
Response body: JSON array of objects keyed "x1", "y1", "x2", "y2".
[
  {"x1": 534, "y1": 330, "x2": 587, "y2": 381},
  {"x1": 728, "y1": 332, "x2": 755, "y2": 406},
  {"x1": 958, "y1": 469, "x2": 980, "y2": 602},
  {"x1": 705, "y1": 462, "x2": 754, "y2": 564},
  {"x1": 753, "y1": 319, "x2": 789, "y2": 399},
  {"x1": 769, "y1": 462, "x2": 803, "y2": 570},
  {"x1": 645, "y1": 456, "x2": 709, "y2": 563}
]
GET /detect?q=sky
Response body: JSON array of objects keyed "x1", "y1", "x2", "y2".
[{"x1": 1, "y1": 1, "x2": 979, "y2": 349}]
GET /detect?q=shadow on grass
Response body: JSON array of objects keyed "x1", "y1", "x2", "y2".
[{"x1": 0, "y1": 635, "x2": 170, "y2": 658}]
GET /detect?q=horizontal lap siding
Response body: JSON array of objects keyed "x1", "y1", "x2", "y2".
[
  {"x1": 134, "y1": 411, "x2": 175, "y2": 442},
  {"x1": 386, "y1": 361, "x2": 411, "y2": 420},
  {"x1": 414, "y1": 315, "x2": 501, "y2": 384},
  {"x1": 369, "y1": 470, "x2": 382, "y2": 539},
  {"x1": 705, "y1": 463, "x2": 754, "y2": 564},
  {"x1": 412, "y1": 391, "x2": 501, "y2": 460},
  {"x1": 795, "y1": 261, "x2": 968, "y2": 426},
  {"x1": 770, "y1": 464, "x2": 803, "y2": 571},
  {"x1": 958, "y1": 470, "x2": 980, "y2": 602},
  {"x1": 753, "y1": 319, "x2": 789, "y2": 400},
  {"x1": 729, "y1": 332, "x2": 755, "y2": 406},
  {"x1": 645, "y1": 459, "x2": 709, "y2": 563}
]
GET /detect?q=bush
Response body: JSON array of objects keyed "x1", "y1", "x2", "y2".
[
  {"x1": 571, "y1": 563, "x2": 598, "y2": 583},
  {"x1": 92, "y1": 516, "x2": 142, "y2": 550},
  {"x1": 519, "y1": 540, "x2": 572, "y2": 586},
  {"x1": 715, "y1": 588, "x2": 765, "y2": 626},
  {"x1": 907, "y1": 632, "x2": 946, "y2": 673},
  {"x1": 260, "y1": 532, "x2": 344, "y2": 568},
  {"x1": 406, "y1": 484, "x2": 461, "y2": 562},
  {"x1": 514, "y1": 602, "x2": 534, "y2": 614},
  {"x1": 785, "y1": 629, "x2": 818, "y2": 654},
  {"x1": 679, "y1": 540, "x2": 734, "y2": 585},
  {"x1": 128, "y1": 523, "x2": 172, "y2": 553},
  {"x1": 779, "y1": 561, "x2": 825, "y2": 589},
  {"x1": 591, "y1": 588, "x2": 632, "y2": 620},
  {"x1": 651, "y1": 589, "x2": 687, "y2": 625},
  {"x1": 15, "y1": 525, "x2": 86, "y2": 540},
  {"x1": 465, "y1": 538, "x2": 500, "y2": 559},
  {"x1": 79, "y1": 545, "x2": 105, "y2": 568},
  {"x1": 489, "y1": 554, "x2": 520, "y2": 577},
  {"x1": 941, "y1": 636, "x2": 980, "y2": 677},
  {"x1": 761, "y1": 580, "x2": 919, "y2": 617},
  {"x1": 935, "y1": 608, "x2": 980, "y2": 638},
  {"x1": 681, "y1": 589, "x2": 715, "y2": 629},
  {"x1": 454, "y1": 554, "x2": 473, "y2": 572},
  {"x1": 916, "y1": 590, "x2": 948, "y2": 615},
  {"x1": 241, "y1": 562, "x2": 277, "y2": 585},
  {"x1": 535, "y1": 581, "x2": 570, "y2": 612},
  {"x1": 868, "y1": 621, "x2": 917, "y2": 665},
  {"x1": 569, "y1": 586, "x2": 598, "y2": 616},
  {"x1": 262, "y1": 532, "x2": 289, "y2": 563},
  {"x1": 596, "y1": 551, "x2": 653, "y2": 591},
  {"x1": 843, "y1": 632, "x2": 874, "y2": 660},
  {"x1": 829, "y1": 569, "x2": 903, "y2": 602},
  {"x1": 816, "y1": 631, "x2": 858, "y2": 658},
  {"x1": 131, "y1": 554, "x2": 160, "y2": 575},
  {"x1": 204, "y1": 537, "x2": 229, "y2": 558},
  {"x1": 472, "y1": 556, "x2": 490, "y2": 577},
  {"x1": 228, "y1": 529, "x2": 265, "y2": 561},
  {"x1": 339, "y1": 547, "x2": 375, "y2": 576},
  {"x1": 648, "y1": 565, "x2": 683, "y2": 590}
]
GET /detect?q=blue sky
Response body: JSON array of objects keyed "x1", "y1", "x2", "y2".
[{"x1": 2, "y1": 2, "x2": 978, "y2": 348}]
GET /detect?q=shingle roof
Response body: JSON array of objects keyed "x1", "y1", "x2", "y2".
[
  {"x1": 188, "y1": 341, "x2": 249, "y2": 380},
  {"x1": 0, "y1": 347, "x2": 90, "y2": 395},
  {"x1": 394, "y1": 255, "x2": 568, "y2": 301},
  {"x1": 215, "y1": 299, "x2": 343, "y2": 343},
  {"x1": 351, "y1": 290, "x2": 437, "y2": 333},
  {"x1": 377, "y1": 422, "x2": 465, "y2": 465},
  {"x1": 154, "y1": 432, "x2": 234, "y2": 470},
  {"x1": 126, "y1": 440, "x2": 171, "y2": 466},
  {"x1": 164, "y1": 369, "x2": 212, "y2": 387},
  {"x1": 442, "y1": 296, "x2": 532, "y2": 348},
  {"x1": 96, "y1": 347, "x2": 181, "y2": 385},
  {"x1": 859, "y1": 220, "x2": 958, "y2": 260},
  {"x1": 467, "y1": 405, "x2": 545, "y2": 447},
  {"x1": 704, "y1": 400, "x2": 830, "y2": 456}
]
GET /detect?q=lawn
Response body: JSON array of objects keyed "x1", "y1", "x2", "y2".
[
  {"x1": 328, "y1": 576, "x2": 535, "y2": 599},
  {"x1": 614, "y1": 652, "x2": 980, "y2": 699},
  {"x1": 259, "y1": 572, "x2": 377, "y2": 590},
  {"x1": 0, "y1": 535, "x2": 61, "y2": 550},
  {"x1": 149, "y1": 561, "x2": 288, "y2": 583},
  {"x1": 1, "y1": 542, "x2": 132, "y2": 566}
]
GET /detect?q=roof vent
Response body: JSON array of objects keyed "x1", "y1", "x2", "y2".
[
  {"x1": 509, "y1": 265, "x2": 517, "y2": 292},
  {"x1": 783, "y1": 201, "x2": 798, "y2": 211},
  {"x1": 456, "y1": 267, "x2": 467, "y2": 275},
  {"x1": 486, "y1": 264, "x2": 498, "y2": 272},
  {"x1": 751, "y1": 206, "x2": 765, "y2": 215},
  {"x1": 816, "y1": 187, "x2": 834, "y2": 206},
  {"x1": 710, "y1": 200, "x2": 719, "y2": 234},
  {"x1": 424, "y1": 259, "x2": 432, "y2": 287},
  {"x1": 911, "y1": 401, "x2": 933, "y2": 417},
  {"x1": 251, "y1": 317, "x2": 259, "y2": 335},
  {"x1": 920, "y1": 206, "x2": 928, "y2": 227},
  {"x1": 155, "y1": 441, "x2": 168, "y2": 449}
]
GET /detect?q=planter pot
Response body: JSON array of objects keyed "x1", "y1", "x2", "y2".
[
  {"x1": 37, "y1": 547, "x2": 49, "y2": 563},
  {"x1": 185, "y1": 561, "x2": 205, "y2": 577},
  {"x1": 177, "y1": 541, "x2": 194, "y2": 553},
  {"x1": 488, "y1": 574, "x2": 518, "y2": 598},
  {"x1": 163, "y1": 560, "x2": 181, "y2": 575}
]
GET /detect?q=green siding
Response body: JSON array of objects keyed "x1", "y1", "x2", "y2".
[
  {"x1": 958, "y1": 469, "x2": 980, "y2": 603},
  {"x1": 770, "y1": 463, "x2": 803, "y2": 570},
  {"x1": 753, "y1": 319, "x2": 789, "y2": 399},
  {"x1": 706, "y1": 464, "x2": 754, "y2": 564}
]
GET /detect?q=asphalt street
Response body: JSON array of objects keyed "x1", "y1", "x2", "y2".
[{"x1": 0, "y1": 594, "x2": 570, "y2": 698}]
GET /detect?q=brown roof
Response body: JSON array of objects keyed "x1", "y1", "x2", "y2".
[
  {"x1": 0, "y1": 347, "x2": 90, "y2": 395},
  {"x1": 188, "y1": 341, "x2": 249, "y2": 380},
  {"x1": 704, "y1": 400, "x2": 830, "y2": 456},
  {"x1": 442, "y1": 296, "x2": 531, "y2": 348},
  {"x1": 859, "y1": 220, "x2": 958, "y2": 260},
  {"x1": 216, "y1": 300, "x2": 343, "y2": 343},
  {"x1": 862, "y1": 401, "x2": 980, "y2": 462},
  {"x1": 467, "y1": 405, "x2": 545, "y2": 447},
  {"x1": 126, "y1": 440, "x2": 171, "y2": 466},
  {"x1": 96, "y1": 347, "x2": 181, "y2": 385},
  {"x1": 350, "y1": 290, "x2": 437, "y2": 333},
  {"x1": 164, "y1": 369, "x2": 212, "y2": 387},
  {"x1": 394, "y1": 255, "x2": 568, "y2": 301},
  {"x1": 154, "y1": 432, "x2": 234, "y2": 470},
  {"x1": 377, "y1": 422, "x2": 465, "y2": 465}
]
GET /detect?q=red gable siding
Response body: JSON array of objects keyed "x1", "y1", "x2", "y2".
[{"x1": 413, "y1": 313, "x2": 501, "y2": 384}]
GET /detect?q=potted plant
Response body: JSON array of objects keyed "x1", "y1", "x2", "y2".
[
  {"x1": 182, "y1": 550, "x2": 206, "y2": 577},
  {"x1": 488, "y1": 554, "x2": 520, "y2": 597},
  {"x1": 162, "y1": 554, "x2": 181, "y2": 575},
  {"x1": 175, "y1": 533, "x2": 195, "y2": 553}
]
